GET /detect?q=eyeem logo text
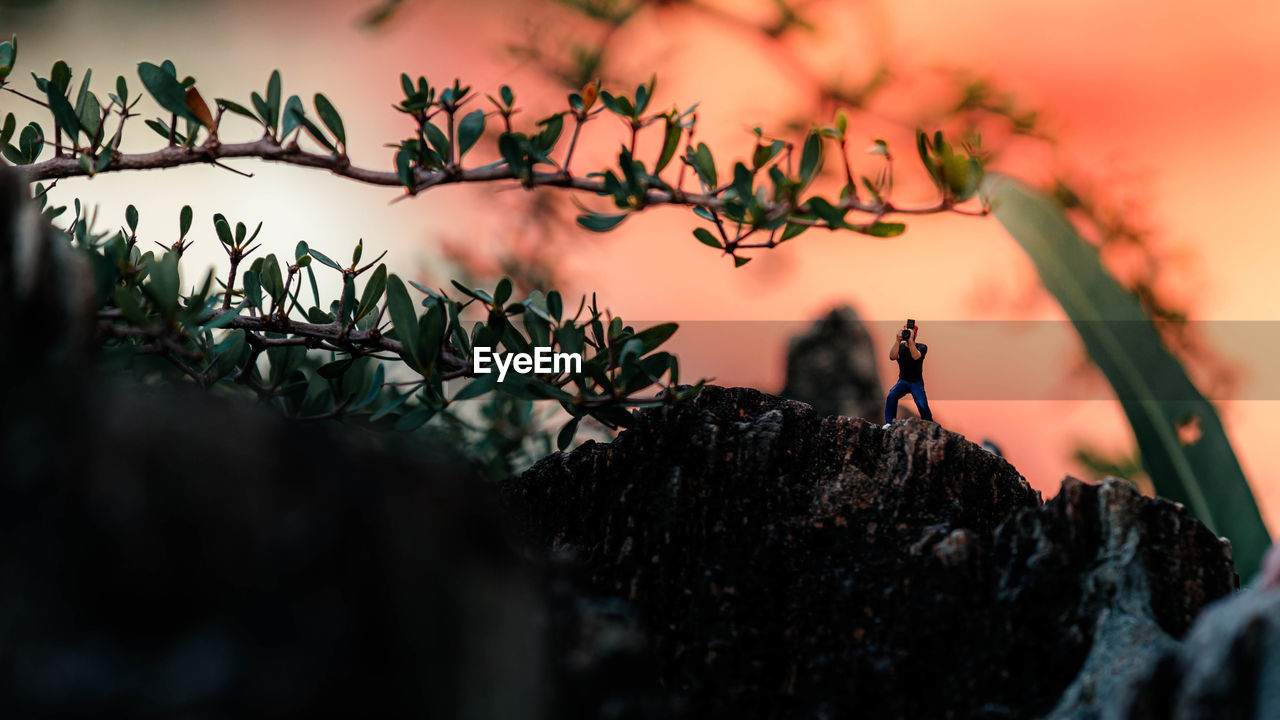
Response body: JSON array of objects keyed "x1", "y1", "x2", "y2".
[{"x1": 472, "y1": 346, "x2": 583, "y2": 382}]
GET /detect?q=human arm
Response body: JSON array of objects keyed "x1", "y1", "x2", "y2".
[
  {"x1": 907, "y1": 331, "x2": 923, "y2": 360},
  {"x1": 890, "y1": 324, "x2": 911, "y2": 360}
]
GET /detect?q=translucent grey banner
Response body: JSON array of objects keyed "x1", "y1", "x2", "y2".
[{"x1": 648, "y1": 320, "x2": 1276, "y2": 401}]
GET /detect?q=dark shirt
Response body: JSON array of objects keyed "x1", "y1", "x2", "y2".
[{"x1": 896, "y1": 342, "x2": 927, "y2": 382}]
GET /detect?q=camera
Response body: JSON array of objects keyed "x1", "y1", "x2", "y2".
[{"x1": 901, "y1": 319, "x2": 914, "y2": 341}]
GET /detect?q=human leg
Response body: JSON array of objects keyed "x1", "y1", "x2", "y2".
[
  {"x1": 909, "y1": 381, "x2": 933, "y2": 422},
  {"x1": 884, "y1": 380, "x2": 910, "y2": 424}
]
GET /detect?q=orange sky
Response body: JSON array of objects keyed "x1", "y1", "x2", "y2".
[{"x1": 9, "y1": 0, "x2": 1280, "y2": 528}]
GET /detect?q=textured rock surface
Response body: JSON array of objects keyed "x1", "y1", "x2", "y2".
[
  {"x1": 1019, "y1": 478, "x2": 1237, "y2": 720},
  {"x1": 503, "y1": 385, "x2": 1238, "y2": 719},
  {"x1": 1118, "y1": 582, "x2": 1280, "y2": 720},
  {"x1": 780, "y1": 305, "x2": 887, "y2": 421}
]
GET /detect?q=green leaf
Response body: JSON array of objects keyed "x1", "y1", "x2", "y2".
[
  {"x1": 179, "y1": 205, "x2": 193, "y2": 238},
  {"x1": 989, "y1": 175, "x2": 1270, "y2": 580},
  {"x1": 799, "y1": 129, "x2": 823, "y2": 186},
  {"x1": 693, "y1": 227, "x2": 721, "y2": 248},
  {"x1": 308, "y1": 248, "x2": 343, "y2": 271},
  {"x1": 493, "y1": 277, "x2": 513, "y2": 306},
  {"x1": 395, "y1": 145, "x2": 415, "y2": 188},
  {"x1": 1, "y1": 143, "x2": 22, "y2": 166},
  {"x1": 317, "y1": 357, "x2": 355, "y2": 379},
  {"x1": 535, "y1": 113, "x2": 563, "y2": 150},
  {"x1": 350, "y1": 363, "x2": 386, "y2": 411},
  {"x1": 690, "y1": 142, "x2": 717, "y2": 188},
  {"x1": 144, "y1": 249, "x2": 180, "y2": 316},
  {"x1": 416, "y1": 300, "x2": 445, "y2": 367},
  {"x1": 74, "y1": 66, "x2": 92, "y2": 114},
  {"x1": 213, "y1": 214, "x2": 234, "y2": 245},
  {"x1": 45, "y1": 84, "x2": 80, "y2": 140},
  {"x1": 218, "y1": 98, "x2": 260, "y2": 124},
  {"x1": 547, "y1": 290, "x2": 563, "y2": 321},
  {"x1": 732, "y1": 162, "x2": 753, "y2": 201},
  {"x1": 89, "y1": 149, "x2": 107, "y2": 175},
  {"x1": 295, "y1": 113, "x2": 336, "y2": 152},
  {"x1": 424, "y1": 122, "x2": 450, "y2": 161},
  {"x1": 266, "y1": 70, "x2": 282, "y2": 132},
  {"x1": 281, "y1": 94, "x2": 304, "y2": 139},
  {"x1": 453, "y1": 372, "x2": 499, "y2": 401},
  {"x1": 862, "y1": 221, "x2": 906, "y2": 237},
  {"x1": 394, "y1": 405, "x2": 437, "y2": 431},
  {"x1": 313, "y1": 93, "x2": 346, "y2": 149},
  {"x1": 211, "y1": 329, "x2": 247, "y2": 380},
  {"x1": 449, "y1": 279, "x2": 481, "y2": 302},
  {"x1": 125, "y1": 205, "x2": 139, "y2": 232},
  {"x1": 945, "y1": 156, "x2": 982, "y2": 201},
  {"x1": 0, "y1": 37, "x2": 14, "y2": 82},
  {"x1": 576, "y1": 212, "x2": 629, "y2": 232},
  {"x1": 386, "y1": 274, "x2": 421, "y2": 368},
  {"x1": 76, "y1": 90, "x2": 101, "y2": 145},
  {"x1": 630, "y1": 322, "x2": 678, "y2": 353},
  {"x1": 17, "y1": 122, "x2": 43, "y2": 163},
  {"x1": 916, "y1": 129, "x2": 935, "y2": 182},
  {"x1": 202, "y1": 302, "x2": 244, "y2": 330},
  {"x1": 370, "y1": 388, "x2": 413, "y2": 421},
  {"x1": 242, "y1": 269, "x2": 262, "y2": 309},
  {"x1": 781, "y1": 222, "x2": 808, "y2": 241},
  {"x1": 557, "y1": 417, "x2": 580, "y2": 451},
  {"x1": 497, "y1": 132, "x2": 526, "y2": 177},
  {"x1": 805, "y1": 196, "x2": 846, "y2": 228},
  {"x1": 144, "y1": 118, "x2": 173, "y2": 141},
  {"x1": 357, "y1": 263, "x2": 387, "y2": 319},
  {"x1": 753, "y1": 138, "x2": 784, "y2": 169},
  {"x1": 306, "y1": 306, "x2": 332, "y2": 324},
  {"x1": 656, "y1": 116, "x2": 681, "y2": 173},
  {"x1": 259, "y1": 254, "x2": 284, "y2": 303},
  {"x1": 49, "y1": 60, "x2": 70, "y2": 93},
  {"x1": 113, "y1": 286, "x2": 147, "y2": 325},
  {"x1": 137, "y1": 61, "x2": 195, "y2": 123},
  {"x1": 457, "y1": 109, "x2": 485, "y2": 157}
]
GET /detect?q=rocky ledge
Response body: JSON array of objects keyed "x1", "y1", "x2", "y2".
[{"x1": 502, "y1": 385, "x2": 1238, "y2": 719}]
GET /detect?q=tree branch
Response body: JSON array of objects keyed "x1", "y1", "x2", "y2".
[{"x1": 21, "y1": 137, "x2": 971, "y2": 223}]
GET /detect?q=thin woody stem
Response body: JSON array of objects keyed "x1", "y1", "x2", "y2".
[{"x1": 19, "y1": 136, "x2": 967, "y2": 224}]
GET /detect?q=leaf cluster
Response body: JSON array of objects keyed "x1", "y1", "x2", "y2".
[
  {"x1": 58, "y1": 201, "x2": 696, "y2": 452},
  {"x1": 3, "y1": 39, "x2": 987, "y2": 269}
]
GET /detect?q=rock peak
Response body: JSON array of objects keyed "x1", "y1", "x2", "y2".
[{"x1": 503, "y1": 385, "x2": 1237, "y2": 718}]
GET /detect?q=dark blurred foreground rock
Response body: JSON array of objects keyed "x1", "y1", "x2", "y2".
[
  {"x1": 504, "y1": 385, "x2": 1239, "y2": 719},
  {"x1": 1117, "y1": 572, "x2": 1280, "y2": 720},
  {"x1": 0, "y1": 168, "x2": 545, "y2": 717},
  {"x1": 0, "y1": 378, "x2": 547, "y2": 717}
]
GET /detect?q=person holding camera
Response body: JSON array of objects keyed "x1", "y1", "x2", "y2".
[{"x1": 883, "y1": 320, "x2": 933, "y2": 428}]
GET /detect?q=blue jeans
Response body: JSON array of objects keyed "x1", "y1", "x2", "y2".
[{"x1": 885, "y1": 380, "x2": 932, "y2": 423}]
